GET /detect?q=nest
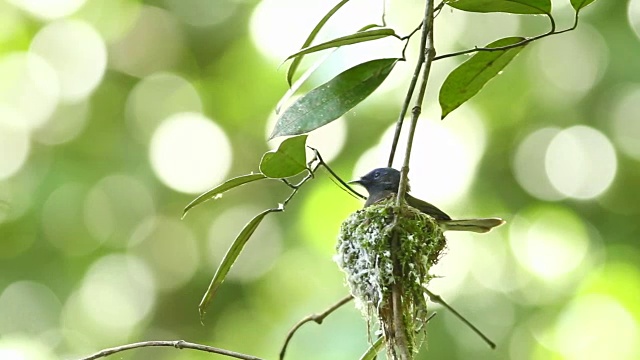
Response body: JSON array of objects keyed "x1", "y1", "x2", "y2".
[{"x1": 334, "y1": 197, "x2": 447, "y2": 358}]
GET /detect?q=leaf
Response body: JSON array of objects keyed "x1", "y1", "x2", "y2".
[
  {"x1": 287, "y1": 0, "x2": 352, "y2": 86},
  {"x1": 570, "y1": 0, "x2": 596, "y2": 11},
  {"x1": 182, "y1": 173, "x2": 267, "y2": 218},
  {"x1": 447, "y1": 0, "x2": 551, "y2": 14},
  {"x1": 439, "y1": 37, "x2": 526, "y2": 119},
  {"x1": 260, "y1": 135, "x2": 308, "y2": 178},
  {"x1": 199, "y1": 208, "x2": 278, "y2": 321},
  {"x1": 285, "y1": 29, "x2": 397, "y2": 62},
  {"x1": 359, "y1": 337, "x2": 385, "y2": 360},
  {"x1": 270, "y1": 58, "x2": 399, "y2": 139}
]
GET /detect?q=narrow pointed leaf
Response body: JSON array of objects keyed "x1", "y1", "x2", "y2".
[
  {"x1": 271, "y1": 58, "x2": 399, "y2": 139},
  {"x1": 439, "y1": 37, "x2": 526, "y2": 119},
  {"x1": 279, "y1": 24, "x2": 385, "y2": 114},
  {"x1": 570, "y1": 0, "x2": 596, "y2": 11},
  {"x1": 359, "y1": 337, "x2": 385, "y2": 360},
  {"x1": 285, "y1": 29, "x2": 397, "y2": 62},
  {"x1": 182, "y1": 173, "x2": 267, "y2": 218},
  {"x1": 199, "y1": 208, "x2": 278, "y2": 320},
  {"x1": 287, "y1": 0, "x2": 352, "y2": 86},
  {"x1": 447, "y1": 0, "x2": 551, "y2": 14},
  {"x1": 260, "y1": 135, "x2": 308, "y2": 178}
]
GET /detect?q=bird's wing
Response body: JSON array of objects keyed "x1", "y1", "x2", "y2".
[{"x1": 405, "y1": 194, "x2": 452, "y2": 221}]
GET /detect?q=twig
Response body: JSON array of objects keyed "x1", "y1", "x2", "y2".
[
  {"x1": 77, "y1": 340, "x2": 264, "y2": 360},
  {"x1": 433, "y1": 12, "x2": 579, "y2": 61},
  {"x1": 425, "y1": 289, "x2": 496, "y2": 349},
  {"x1": 307, "y1": 146, "x2": 366, "y2": 200},
  {"x1": 279, "y1": 295, "x2": 354, "y2": 360}
]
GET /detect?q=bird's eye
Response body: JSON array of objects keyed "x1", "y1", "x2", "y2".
[{"x1": 373, "y1": 172, "x2": 380, "y2": 178}]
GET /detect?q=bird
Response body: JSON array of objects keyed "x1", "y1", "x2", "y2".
[{"x1": 349, "y1": 167, "x2": 505, "y2": 233}]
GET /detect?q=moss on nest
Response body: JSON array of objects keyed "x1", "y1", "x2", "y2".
[{"x1": 334, "y1": 197, "x2": 447, "y2": 357}]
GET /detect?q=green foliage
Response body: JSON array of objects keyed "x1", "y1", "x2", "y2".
[
  {"x1": 439, "y1": 37, "x2": 527, "y2": 119},
  {"x1": 359, "y1": 336, "x2": 384, "y2": 360},
  {"x1": 570, "y1": 0, "x2": 597, "y2": 12},
  {"x1": 447, "y1": 0, "x2": 551, "y2": 14},
  {"x1": 259, "y1": 135, "x2": 308, "y2": 178},
  {"x1": 286, "y1": 0, "x2": 353, "y2": 86},
  {"x1": 182, "y1": 173, "x2": 267, "y2": 218},
  {"x1": 199, "y1": 208, "x2": 279, "y2": 320},
  {"x1": 285, "y1": 29, "x2": 398, "y2": 62},
  {"x1": 271, "y1": 58, "x2": 398, "y2": 139}
]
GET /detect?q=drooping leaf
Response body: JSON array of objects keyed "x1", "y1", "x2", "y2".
[
  {"x1": 359, "y1": 337, "x2": 385, "y2": 360},
  {"x1": 286, "y1": 0, "x2": 352, "y2": 86},
  {"x1": 182, "y1": 173, "x2": 267, "y2": 218},
  {"x1": 285, "y1": 29, "x2": 397, "y2": 62},
  {"x1": 447, "y1": 0, "x2": 551, "y2": 14},
  {"x1": 270, "y1": 58, "x2": 399, "y2": 139},
  {"x1": 260, "y1": 135, "x2": 308, "y2": 178},
  {"x1": 439, "y1": 37, "x2": 526, "y2": 119},
  {"x1": 279, "y1": 23, "x2": 385, "y2": 114},
  {"x1": 199, "y1": 208, "x2": 278, "y2": 320},
  {"x1": 570, "y1": 0, "x2": 596, "y2": 11}
]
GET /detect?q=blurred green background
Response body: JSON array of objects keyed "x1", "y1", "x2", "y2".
[{"x1": 1, "y1": 0, "x2": 639, "y2": 359}]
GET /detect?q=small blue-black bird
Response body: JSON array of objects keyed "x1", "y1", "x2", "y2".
[{"x1": 350, "y1": 167, "x2": 505, "y2": 233}]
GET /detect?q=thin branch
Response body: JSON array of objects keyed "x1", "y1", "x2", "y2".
[
  {"x1": 425, "y1": 289, "x2": 496, "y2": 349},
  {"x1": 280, "y1": 295, "x2": 354, "y2": 360},
  {"x1": 433, "y1": 12, "x2": 579, "y2": 61},
  {"x1": 77, "y1": 340, "x2": 264, "y2": 360},
  {"x1": 307, "y1": 146, "x2": 366, "y2": 200}
]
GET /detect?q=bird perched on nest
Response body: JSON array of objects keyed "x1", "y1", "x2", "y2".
[{"x1": 350, "y1": 167, "x2": 505, "y2": 233}]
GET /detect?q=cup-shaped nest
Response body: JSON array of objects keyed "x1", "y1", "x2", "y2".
[{"x1": 335, "y1": 197, "x2": 447, "y2": 357}]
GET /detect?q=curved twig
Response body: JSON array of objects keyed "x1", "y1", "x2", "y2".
[
  {"x1": 280, "y1": 295, "x2": 354, "y2": 360},
  {"x1": 77, "y1": 340, "x2": 264, "y2": 360}
]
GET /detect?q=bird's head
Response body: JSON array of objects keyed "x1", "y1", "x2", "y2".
[{"x1": 349, "y1": 167, "x2": 409, "y2": 195}]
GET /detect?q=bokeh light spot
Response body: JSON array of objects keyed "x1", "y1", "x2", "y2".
[
  {"x1": 84, "y1": 174, "x2": 155, "y2": 247},
  {"x1": 513, "y1": 127, "x2": 564, "y2": 201},
  {"x1": 545, "y1": 125, "x2": 617, "y2": 200},
  {"x1": 0, "y1": 281, "x2": 61, "y2": 336},
  {"x1": 126, "y1": 72, "x2": 202, "y2": 142},
  {"x1": 552, "y1": 294, "x2": 639, "y2": 360},
  {"x1": 129, "y1": 216, "x2": 199, "y2": 290},
  {"x1": 109, "y1": 5, "x2": 184, "y2": 77},
  {"x1": 531, "y1": 25, "x2": 607, "y2": 103},
  {"x1": 0, "y1": 108, "x2": 30, "y2": 181},
  {"x1": 165, "y1": 0, "x2": 237, "y2": 27},
  {"x1": 8, "y1": 0, "x2": 86, "y2": 20},
  {"x1": 354, "y1": 106, "x2": 486, "y2": 207},
  {"x1": 78, "y1": 254, "x2": 156, "y2": 334},
  {"x1": 0, "y1": 336, "x2": 56, "y2": 360},
  {"x1": 628, "y1": 0, "x2": 640, "y2": 42},
  {"x1": 0, "y1": 52, "x2": 59, "y2": 130},
  {"x1": 611, "y1": 86, "x2": 640, "y2": 160},
  {"x1": 509, "y1": 205, "x2": 589, "y2": 281},
  {"x1": 149, "y1": 112, "x2": 232, "y2": 194},
  {"x1": 30, "y1": 20, "x2": 107, "y2": 102},
  {"x1": 32, "y1": 101, "x2": 89, "y2": 145}
]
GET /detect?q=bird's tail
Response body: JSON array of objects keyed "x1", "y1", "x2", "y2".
[{"x1": 440, "y1": 218, "x2": 505, "y2": 233}]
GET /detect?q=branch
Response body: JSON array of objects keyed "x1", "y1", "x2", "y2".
[
  {"x1": 425, "y1": 289, "x2": 496, "y2": 349},
  {"x1": 433, "y1": 12, "x2": 578, "y2": 61},
  {"x1": 280, "y1": 295, "x2": 354, "y2": 360},
  {"x1": 77, "y1": 340, "x2": 264, "y2": 360}
]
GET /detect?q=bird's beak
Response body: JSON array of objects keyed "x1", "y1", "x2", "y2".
[{"x1": 348, "y1": 178, "x2": 363, "y2": 185}]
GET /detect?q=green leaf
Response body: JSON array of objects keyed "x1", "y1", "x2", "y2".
[
  {"x1": 287, "y1": 0, "x2": 352, "y2": 86},
  {"x1": 439, "y1": 37, "x2": 526, "y2": 119},
  {"x1": 570, "y1": 0, "x2": 596, "y2": 11},
  {"x1": 199, "y1": 208, "x2": 278, "y2": 321},
  {"x1": 285, "y1": 29, "x2": 397, "y2": 62},
  {"x1": 260, "y1": 135, "x2": 308, "y2": 178},
  {"x1": 447, "y1": 0, "x2": 551, "y2": 14},
  {"x1": 182, "y1": 173, "x2": 267, "y2": 218},
  {"x1": 270, "y1": 58, "x2": 399, "y2": 139},
  {"x1": 359, "y1": 337, "x2": 384, "y2": 360}
]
